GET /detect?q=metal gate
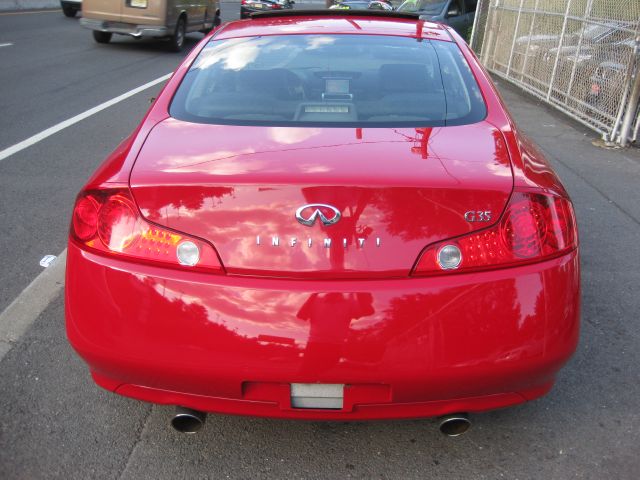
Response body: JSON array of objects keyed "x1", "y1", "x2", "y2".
[{"x1": 470, "y1": 0, "x2": 640, "y2": 147}]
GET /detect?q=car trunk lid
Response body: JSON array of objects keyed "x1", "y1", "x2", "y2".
[{"x1": 130, "y1": 118, "x2": 513, "y2": 278}]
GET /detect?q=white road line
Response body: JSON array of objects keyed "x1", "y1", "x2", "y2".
[
  {"x1": 0, "y1": 249, "x2": 66, "y2": 362},
  {"x1": 0, "y1": 43, "x2": 13, "y2": 48},
  {"x1": 0, "y1": 72, "x2": 171, "y2": 163}
]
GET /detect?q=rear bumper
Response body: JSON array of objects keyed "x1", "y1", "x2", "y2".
[
  {"x1": 65, "y1": 243, "x2": 580, "y2": 420},
  {"x1": 80, "y1": 18, "x2": 168, "y2": 37}
]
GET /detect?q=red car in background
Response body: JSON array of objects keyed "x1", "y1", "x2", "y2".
[{"x1": 66, "y1": 10, "x2": 580, "y2": 436}]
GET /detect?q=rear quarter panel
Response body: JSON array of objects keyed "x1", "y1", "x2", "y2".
[{"x1": 448, "y1": 25, "x2": 568, "y2": 196}]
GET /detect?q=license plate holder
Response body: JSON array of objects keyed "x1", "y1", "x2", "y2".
[{"x1": 290, "y1": 383, "x2": 344, "y2": 409}]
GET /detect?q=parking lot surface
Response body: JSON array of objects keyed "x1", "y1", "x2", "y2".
[{"x1": 1, "y1": 5, "x2": 639, "y2": 479}]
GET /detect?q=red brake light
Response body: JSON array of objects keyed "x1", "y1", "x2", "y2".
[
  {"x1": 97, "y1": 195, "x2": 138, "y2": 251},
  {"x1": 502, "y1": 196, "x2": 549, "y2": 258},
  {"x1": 71, "y1": 187, "x2": 223, "y2": 272},
  {"x1": 413, "y1": 191, "x2": 577, "y2": 276},
  {"x1": 270, "y1": 2, "x2": 282, "y2": 8},
  {"x1": 72, "y1": 196, "x2": 99, "y2": 241}
]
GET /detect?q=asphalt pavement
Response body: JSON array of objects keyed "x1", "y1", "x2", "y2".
[{"x1": 1, "y1": 5, "x2": 640, "y2": 479}]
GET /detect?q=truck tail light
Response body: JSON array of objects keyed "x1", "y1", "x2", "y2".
[
  {"x1": 413, "y1": 191, "x2": 577, "y2": 276},
  {"x1": 71, "y1": 187, "x2": 223, "y2": 272}
]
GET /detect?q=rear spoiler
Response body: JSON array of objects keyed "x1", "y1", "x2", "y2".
[{"x1": 250, "y1": 9, "x2": 421, "y2": 21}]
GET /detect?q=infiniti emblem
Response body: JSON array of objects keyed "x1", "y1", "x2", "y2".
[{"x1": 295, "y1": 204, "x2": 341, "y2": 227}]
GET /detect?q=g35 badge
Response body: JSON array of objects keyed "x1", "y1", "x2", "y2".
[{"x1": 464, "y1": 210, "x2": 492, "y2": 222}]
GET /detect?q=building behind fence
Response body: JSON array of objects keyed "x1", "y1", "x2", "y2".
[{"x1": 470, "y1": 0, "x2": 640, "y2": 146}]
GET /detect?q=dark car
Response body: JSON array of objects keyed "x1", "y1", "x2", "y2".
[
  {"x1": 515, "y1": 21, "x2": 632, "y2": 53},
  {"x1": 396, "y1": 0, "x2": 476, "y2": 35},
  {"x1": 511, "y1": 21, "x2": 633, "y2": 86},
  {"x1": 538, "y1": 27, "x2": 633, "y2": 102},
  {"x1": 586, "y1": 61, "x2": 627, "y2": 116},
  {"x1": 584, "y1": 38, "x2": 638, "y2": 119},
  {"x1": 241, "y1": 0, "x2": 293, "y2": 19},
  {"x1": 330, "y1": 0, "x2": 392, "y2": 11}
]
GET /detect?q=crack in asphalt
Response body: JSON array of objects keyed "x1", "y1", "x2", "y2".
[{"x1": 117, "y1": 404, "x2": 154, "y2": 480}]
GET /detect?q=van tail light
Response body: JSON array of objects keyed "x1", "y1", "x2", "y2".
[
  {"x1": 412, "y1": 191, "x2": 577, "y2": 276},
  {"x1": 71, "y1": 187, "x2": 223, "y2": 273}
]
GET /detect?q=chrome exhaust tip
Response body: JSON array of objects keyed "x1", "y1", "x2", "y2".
[
  {"x1": 438, "y1": 413, "x2": 471, "y2": 437},
  {"x1": 171, "y1": 406, "x2": 206, "y2": 434}
]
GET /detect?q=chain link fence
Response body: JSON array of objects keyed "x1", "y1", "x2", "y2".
[{"x1": 470, "y1": 0, "x2": 640, "y2": 147}]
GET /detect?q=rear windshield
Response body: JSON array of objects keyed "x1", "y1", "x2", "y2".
[{"x1": 170, "y1": 34, "x2": 486, "y2": 127}]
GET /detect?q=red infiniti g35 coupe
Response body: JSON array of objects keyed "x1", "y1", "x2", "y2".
[{"x1": 66, "y1": 11, "x2": 580, "y2": 435}]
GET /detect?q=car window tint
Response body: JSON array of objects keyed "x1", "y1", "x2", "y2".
[
  {"x1": 397, "y1": 0, "x2": 447, "y2": 14},
  {"x1": 170, "y1": 34, "x2": 487, "y2": 127},
  {"x1": 449, "y1": 0, "x2": 463, "y2": 15}
]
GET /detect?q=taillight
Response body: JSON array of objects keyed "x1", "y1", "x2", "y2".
[
  {"x1": 97, "y1": 195, "x2": 138, "y2": 251},
  {"x1": 72, "y1": 196, "x2": 99, "y2": 241},
  {"x1": 413, "y1": 191, "x2": 577, "y2": 276},
  {"x1": 70, "y1": 187, "x2": 223, "y2": 272},
  {"x1": 270, "y1": 2, "x2": 282, "y2": 8}
]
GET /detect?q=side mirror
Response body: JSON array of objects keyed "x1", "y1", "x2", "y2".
[{"x1": 447, "y1": 5, "x2": 461, "y2": 17}]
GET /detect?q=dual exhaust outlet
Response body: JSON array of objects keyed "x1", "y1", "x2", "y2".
[
  {"x1": 437, "y1": 413, "x2": 472, "y2": 437},
  {"x1": 170, "y1": 407, "x2": 471, "y2": 437},
  {"x1": 171, "y1": 406, "x2": 207, "y2": 434}
]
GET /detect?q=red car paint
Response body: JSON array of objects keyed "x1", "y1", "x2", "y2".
[
  {"x1": 66, "y1": 15, "x2": 580, "y2": 420},
  {"x1": 129, "y1": 121, "x2": 512, "y2": 278}
]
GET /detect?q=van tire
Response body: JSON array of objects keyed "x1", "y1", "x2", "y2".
[
  {"x1": 168, "y1": 16, "x2": 186, "y2": 52},
  {"x1": 93, "y1": 31, "x2": 112, "y2": 44},
  {"x1": 200, "y1": 9, "x2": 220, "y2": 34},
  {"x1": 62, "y1": 5, "x2": 78, "y2": 17},
  {"x1": 200, "y1": 10, "x2": 211, "y2": 34}
]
